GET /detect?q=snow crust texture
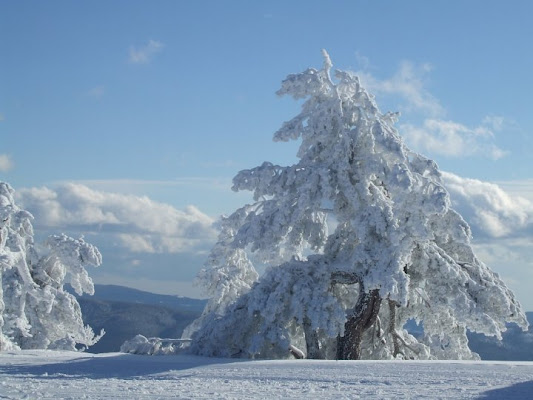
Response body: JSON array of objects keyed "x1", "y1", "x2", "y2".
[
  {"x1": 1, "y1": 351, "x2": 533, "y2": 399},
  {"x1": 0, "y1": 182, "x2": 103, "y2": 351},
  {"x1": 186, "y1": 52, "x2": 527, "y2": 360}
]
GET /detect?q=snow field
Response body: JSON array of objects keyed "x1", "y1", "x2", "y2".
[{"x1": 1, "y1": 351, "x2": 532, "y2": 399}]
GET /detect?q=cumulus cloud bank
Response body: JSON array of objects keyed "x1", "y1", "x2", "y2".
[
  {"x1": 442, "y1": 172, "x2": 532, "y2": 238},
  {"x1": 16, "y1": 183, "x2": 217, "y2": 254}
]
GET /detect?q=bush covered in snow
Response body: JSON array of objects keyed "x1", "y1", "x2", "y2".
[
  {"x1": 120, "y1": 334, "x2": 189, "y2": 355},
  {"x1": 0, "y1": 182, "x2": 103, "y2": 351}
]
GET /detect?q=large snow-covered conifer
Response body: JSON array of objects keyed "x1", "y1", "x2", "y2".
[
  {"x1": 186, "y1": 51, "x2": 527, "y2": 360},
  {"x1": 0, "y1": 182, "x2": 103, "y2": 351}
]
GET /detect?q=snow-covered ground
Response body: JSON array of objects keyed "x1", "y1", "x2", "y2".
[{"x1": 1, "y1": 351, "x2": 532, "y2": 399}]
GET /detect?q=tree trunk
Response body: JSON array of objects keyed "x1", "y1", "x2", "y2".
[
  {"x1": 337, "y1": 288, "x2": 382, "y2": 360},
  {"x1": 303, "y1": 316, "x2": 322, "y2": 359}
]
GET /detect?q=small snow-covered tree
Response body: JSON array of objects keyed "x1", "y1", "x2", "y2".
[
  {"x1": 0, "y1": 182, "x2": 103, "y2": 351},
  {"x1": 186, "y1": 51, "x2": 527, "y2": 360}
]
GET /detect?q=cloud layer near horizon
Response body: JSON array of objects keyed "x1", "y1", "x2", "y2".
[
  {"x1": 12, "y1": 175, "x2": 533, "y2": 306},
  {"x1": 16, "y1": 183, "x2": 218, "y2": 254},
  {"x1": 442, "y1": 172, "x2": 532, "y2": 239},
  {"x1": 15, "y1": 173, "x2": 532, "y2": 252}
]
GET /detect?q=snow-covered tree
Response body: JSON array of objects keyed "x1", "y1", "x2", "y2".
[
  {"x1": 186, "y1": 51, "x2": 527, "y2": 360},
  {"x1": 0, "y1": 182, "x2": 103, "y2": 351}
]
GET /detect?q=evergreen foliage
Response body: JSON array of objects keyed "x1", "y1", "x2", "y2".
[
  {"x1": 0, "y1": 182, "x2": 103, "y2": 351},
  {"x1": 186, "y1": 52, "x2": 527, "y2": 360}
]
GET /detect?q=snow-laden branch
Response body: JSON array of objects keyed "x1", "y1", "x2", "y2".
[
  {"x1": 0, "y1": 182, "x2": 103, "y2": 351},
  {"x1": 186, "y1": 52, "x2": 527, "y2": 361}
]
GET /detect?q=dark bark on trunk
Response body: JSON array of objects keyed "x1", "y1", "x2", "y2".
[
  {"x1": 303, "y1": 316, "x2": 322, "y2": 359},
  {"x1": 337, "y1": 288, "x2": 382, "y2": 360}
]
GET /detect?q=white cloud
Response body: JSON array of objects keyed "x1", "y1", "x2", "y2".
[
  {"x1": 494, "y1": 179, "x2": 533, "y2": 202},
  {"x1": 356, "y1": 61, "x2": 444, "y2": 117},
  {"x1": 442, "y1": 172, "x2": 532, "y2": 238},
  {"x1": 16, "y1": 183, "x2": 218, "y2": 254},
  {"x1": 482, "y1": 115, "x2": 505, "y2": 132},
  {"x1": 117, "y1": 233, "x2": 157, "y2": 253},
  {"x1": 128, "y1": 40, "x2": 164, "y2": 64},
  {"x1": 353, "y1": 56, "x2": 508, "y2": 161},
  {"x1": 0, "y1": 154, "x2": 13, "y2": 172},
  {"x1": 401, "y1": 118, "x2": 508, "y2": 160},
  {"x1": 440, "y1": 173, "x2": 533, "y2": 308}
]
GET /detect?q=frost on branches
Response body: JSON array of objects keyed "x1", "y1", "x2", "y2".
[
  {"x1": 0, "y1": 182, "x2": 103, "y2": 351},
  {"x1": 186, "y1": 51, "x2": 527, "y2": 360}
]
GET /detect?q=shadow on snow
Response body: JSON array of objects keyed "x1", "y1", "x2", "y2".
[
  {"x1": 477, "y1": 380, "x2": 533, "y2": 399},
  {"x1": 0, "y1": 353, "x2": 243, "y2": 380}
]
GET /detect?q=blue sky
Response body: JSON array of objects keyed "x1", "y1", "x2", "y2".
[{"x1": 1, "y1": 1, "x2": 532, "y2": 308}]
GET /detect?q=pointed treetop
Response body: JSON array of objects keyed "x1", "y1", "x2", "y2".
[
  {"x1": 187, "y1": 53, "x2": 528, "y2": 361},
  {"x1": 321, "y1": 49, "x2": 333, "y2": 73}
]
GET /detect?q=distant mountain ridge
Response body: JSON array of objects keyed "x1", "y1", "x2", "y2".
[
  {"x1": 74, "y1": 284, "x2": 207, "y2": 313},
  {"x1": 69, "y1": 284, "x2": 207, "y2": 353}
]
